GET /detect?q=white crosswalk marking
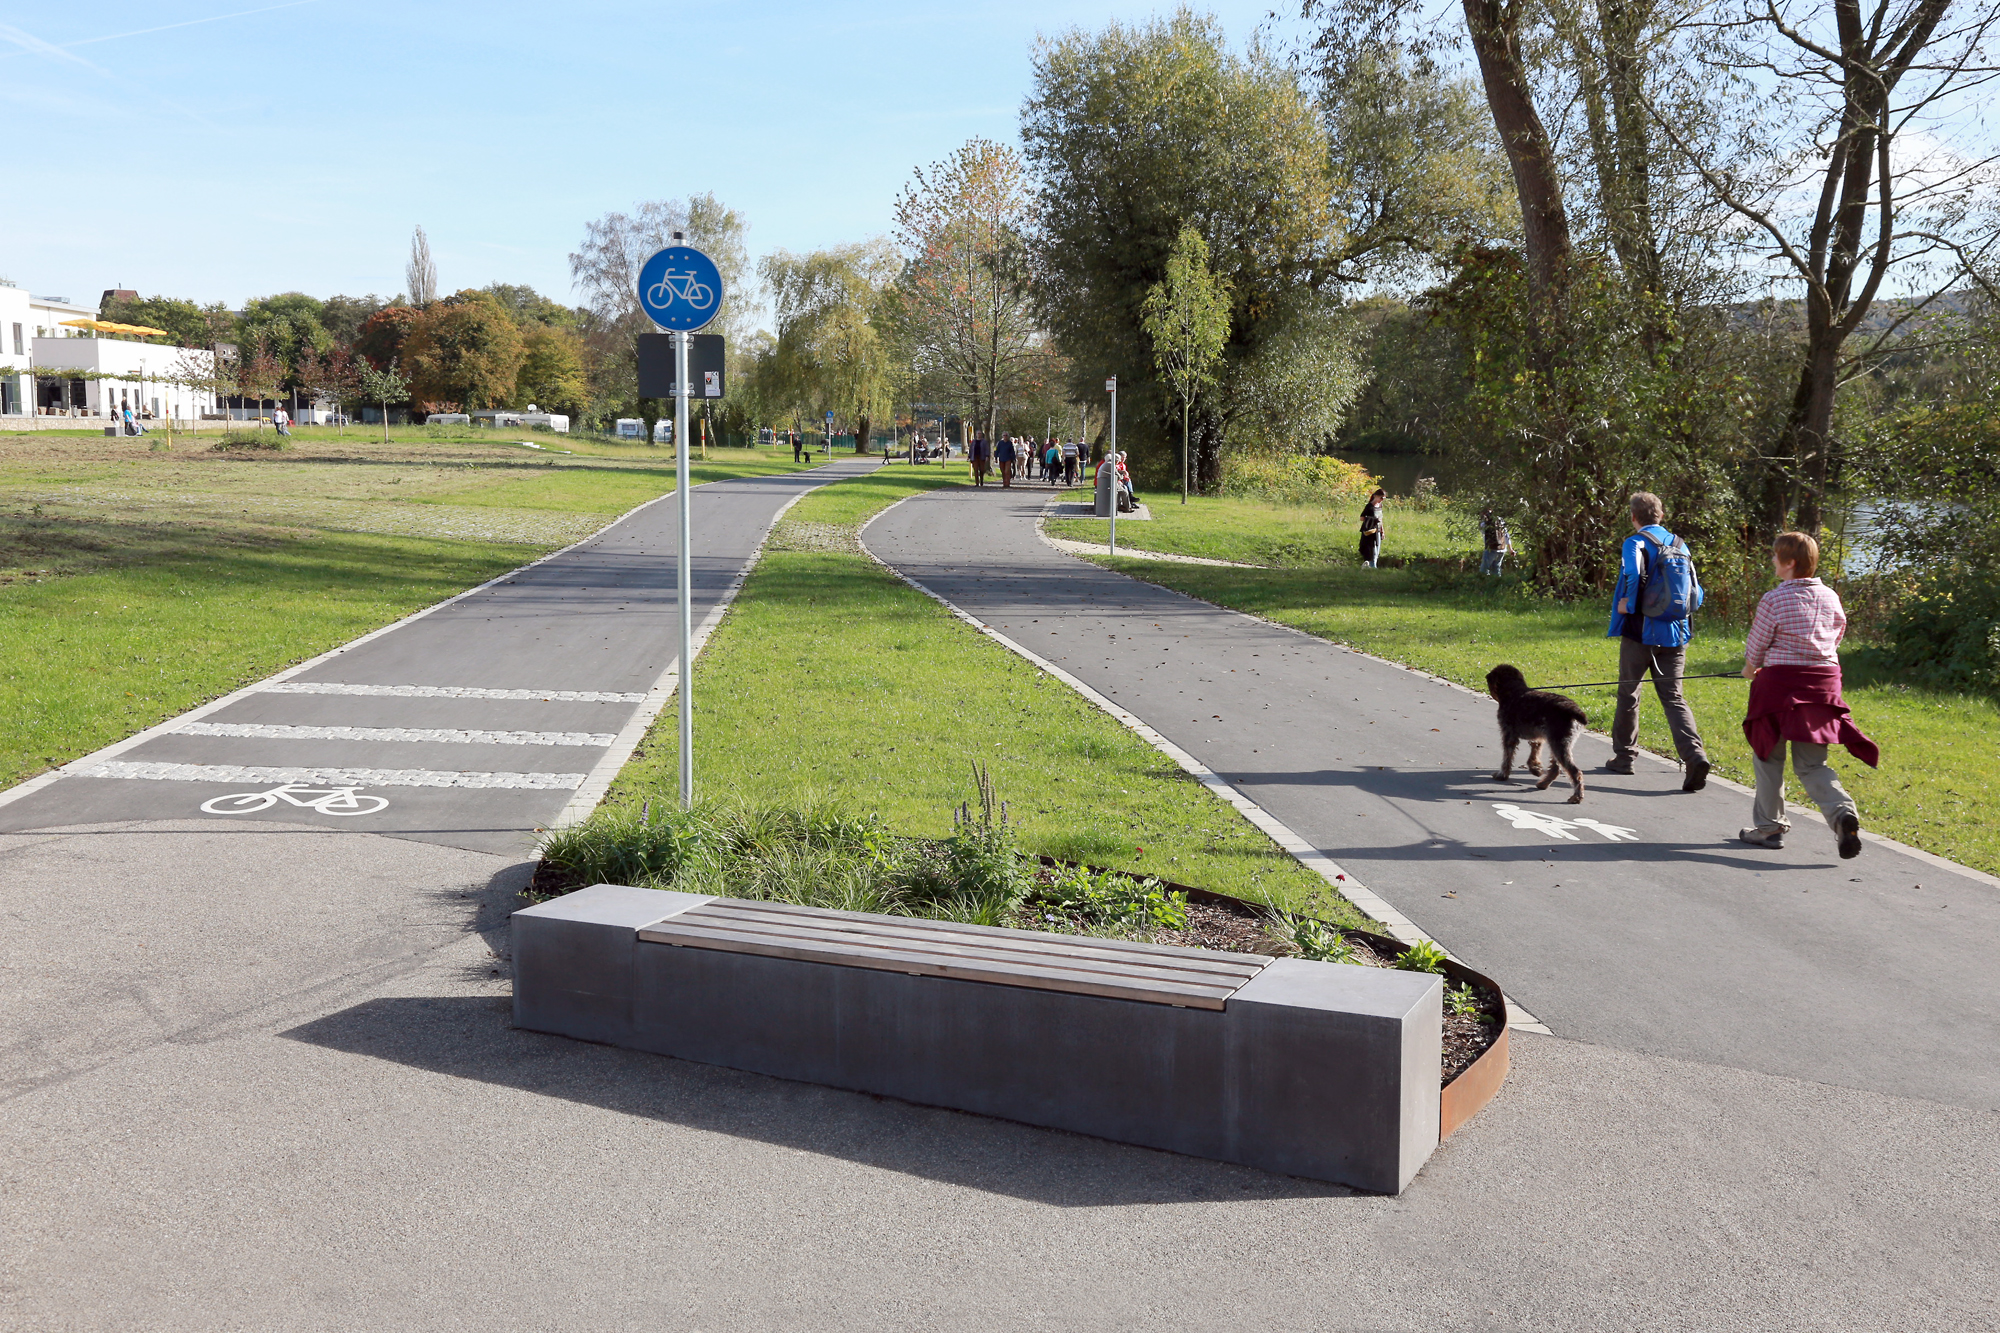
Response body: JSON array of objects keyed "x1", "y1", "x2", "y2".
[
  {"x1": 178, "y1": 723, "x2": 616, "y2": 747},
  {"x1": 261, "y1": 683, "x2": 647, "y2": 703},
  {"x1": 82, "y1": 762, "x2": 584, "y2": 790}
]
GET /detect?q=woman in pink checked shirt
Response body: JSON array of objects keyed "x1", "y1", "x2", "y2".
[{"x1": 1738, "y1": 532, "x2": 1879, "y2": 857}]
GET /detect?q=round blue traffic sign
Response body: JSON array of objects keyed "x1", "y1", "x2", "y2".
[{"x1": 636, "y1": 246, "x2": 724, "y2": 331}]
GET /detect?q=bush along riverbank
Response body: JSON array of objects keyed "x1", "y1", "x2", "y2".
[{"x1": 532, "y1": 772, "x2": 1503, "y2": 1086}]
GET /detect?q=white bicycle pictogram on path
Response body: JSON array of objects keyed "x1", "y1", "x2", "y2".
[
  {"x1": 200, "y1": 783, "x2": 389, "y2": 817},
  {"x1": 646, "y1": 270, "x2": 716, "y2": 311}
]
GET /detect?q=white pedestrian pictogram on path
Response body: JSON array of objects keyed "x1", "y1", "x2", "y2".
[{"x1": 1491, "y1": 804, "x2": 1640, "y2": 842}]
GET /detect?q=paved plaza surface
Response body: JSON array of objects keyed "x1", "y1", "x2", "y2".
[{"x1": 1, "y1": 467, "x2": 1995, "y2": 1329}]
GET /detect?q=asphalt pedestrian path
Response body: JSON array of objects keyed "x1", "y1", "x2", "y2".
[
  {"x1": 0, "y1": 456, "x2": 878, "y2": 856},
  {"x1": 864, "y1": 486, "x2": 2000, "y2": 1113}
]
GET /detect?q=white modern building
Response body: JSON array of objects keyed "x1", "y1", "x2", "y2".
[
  {"x1": 29, "y1": 335, "x2": 218, "y2": 422},
  {"x1": 0, "y1": 279, "x2": 100, "y2": 417},
  {"x1": 0, "y1": 278, "x2": 219, "y2": 422}
]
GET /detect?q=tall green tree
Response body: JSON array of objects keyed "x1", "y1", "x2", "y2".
[
  {"x1": 513, "y1": 325, "x2": 590, "y2": 417},
  {"x1": 1141, "y1": 227, "x2": 1231, "y2": 504},
  {"x1": 236, "y1": 293, "x2": 333, "y2": 411},
  {"x1": 97, "y1": 294, "x2": 224, "y2": 348},
  {"x1": 1023, "y1": 10, "x2": 1341, "y2": 489}
]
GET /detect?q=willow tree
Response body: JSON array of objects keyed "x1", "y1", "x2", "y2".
[
  {"x1": 1141, "y1": 227, "x2": 1231, "y2": 503},
  {"x1": 760, "y1": 242, "x2": 902, "y2": 452}
]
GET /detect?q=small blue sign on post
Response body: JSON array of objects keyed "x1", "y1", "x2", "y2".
[{"x1": 637, "y1": 246, "x2": 724, "y2": 331}]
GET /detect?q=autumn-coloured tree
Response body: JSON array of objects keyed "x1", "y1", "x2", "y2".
[
  {"x1": 401, "y1": 291, "x2": 526, "y2": 412},
  {"x1": 354, "y1": 305, "x2": 425, "y2": 371},
  {"x1": 296, "y1": 345, "x2": 362, "y2": 433},
  {"x1": 888, "y1": 139, "x2": 1043, "y2": 445},
  {"x1": 236, "y1": 337, "x2": 285, "y2": 426}
]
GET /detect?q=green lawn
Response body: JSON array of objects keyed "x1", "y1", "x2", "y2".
[
  {"x1": 602, "y1": 465, "x2": 1372, "y2": 925},
  {"x1": 1087, "y1": 554, "x2": 2000, "y2": 879},
  {"x1": 1046, "y1": 490, "x2": 1466, "y2": 566}
]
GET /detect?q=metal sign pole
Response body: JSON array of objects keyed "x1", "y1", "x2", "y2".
[
  {"x1": 676, "y1": 327, "x2": 693, "y2": 810},
  {"x1": 1106, "y1": 377, "x2": 1118, "y2": 557}
]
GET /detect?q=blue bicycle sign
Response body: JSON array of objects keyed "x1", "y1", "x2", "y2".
[{"x1": 637, "y1": 246, "x2": 725, "y2": 331}]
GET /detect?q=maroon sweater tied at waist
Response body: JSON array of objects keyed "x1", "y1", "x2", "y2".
[{"x1": 1742, "y1": 663, "x2": 1879, "y2": 767}]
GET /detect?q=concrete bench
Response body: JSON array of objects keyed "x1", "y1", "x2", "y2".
[{"x1": 512, "y1": 884, "x2": 1444, "y2": 1193}]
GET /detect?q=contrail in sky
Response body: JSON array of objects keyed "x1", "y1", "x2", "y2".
[{"x1": 0, "y1": 0, "x2": 319, "y2": 58}]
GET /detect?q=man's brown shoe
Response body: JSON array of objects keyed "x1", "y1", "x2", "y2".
[
  {"x1": 1605, "y1": 756, "x2": 1635, "y2": 775},
  {"x1": 1682, "y1": 759, "x2": 1711, "y2": 792}
]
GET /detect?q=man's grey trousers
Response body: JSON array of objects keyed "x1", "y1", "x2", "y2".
[{"x1": 1613, "y1": 638, "x2": 1708, "y2": 765}]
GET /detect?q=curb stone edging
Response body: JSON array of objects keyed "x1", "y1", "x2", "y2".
[{"x1": 857, "y1": 495, "x2": 1551, "y2": 1035}]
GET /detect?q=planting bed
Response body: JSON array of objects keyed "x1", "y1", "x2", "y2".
[{"x1": 525, "y1": 852, "x2": 1507, "y2": 1101}]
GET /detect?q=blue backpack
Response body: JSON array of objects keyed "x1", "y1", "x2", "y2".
[{"x1": 1637, "y1": 530, "x2": 1701, "y2": 621}]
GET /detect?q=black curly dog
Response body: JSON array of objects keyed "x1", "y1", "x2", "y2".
[{"x1": 1485, "y1": 664, "x2": 1588, "y2": 803}]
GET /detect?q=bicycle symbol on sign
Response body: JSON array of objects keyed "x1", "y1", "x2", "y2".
[
  {"x1": 645, "y1": 269, "x2": 716, "y2": 312},
  {"x1": 200, "y1": 783, "x2": 389, "y2": 817}
]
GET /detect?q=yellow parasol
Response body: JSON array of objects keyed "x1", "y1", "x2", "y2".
[{"x1": 60, "y1": 318, "x2": 171, "y2": 337}]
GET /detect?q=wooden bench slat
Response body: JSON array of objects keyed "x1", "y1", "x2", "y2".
[
  {"x1": 640, "y1": 920, "x2": 1245, "y2": 1009},
  {"x1": 716, "y1": 897, "x2": 1274, "y2": 967},
  {"x1": 653, "y1": 915, "x2": 1258, "y2": 994},
  {"x1": 678, "y1": 902, "x2": 1267, "y2": 982}
]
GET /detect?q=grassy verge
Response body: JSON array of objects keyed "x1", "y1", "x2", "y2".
[
  {"x1": 1046, "y1": 490, "x2": 1464, "y2": 566},
  {"x1": 1091, "y1": 555, "x2": 2000, "y2": 879},
  {"x1": 599, "y1": 466, "x2": 1371, "y2": 924}
]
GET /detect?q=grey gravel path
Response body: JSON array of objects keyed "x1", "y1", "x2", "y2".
[{"x1": 862, "y1": 486, "x2": 2000, "y2": 1113}]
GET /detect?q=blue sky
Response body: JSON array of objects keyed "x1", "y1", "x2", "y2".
[{"x1": 2, "y1": 0, "x2": 1300, "y2": 313}]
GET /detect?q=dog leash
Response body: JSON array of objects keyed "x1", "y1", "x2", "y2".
[{"x1": 1534, "y1": 672, "x2": 1745, "y2": 690}]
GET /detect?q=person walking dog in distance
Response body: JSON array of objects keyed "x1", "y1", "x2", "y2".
[
  {"x1": 1605, "y1": 492, "x2": 1712, "y2": 790},
  {"x1": 1738, "y1": 532, "x2": 1878, "y2": 855},
  {"x1": 1480, "y1": 508, "x2": 1513, "y2": 575},
  {"x1": 1358, "y1": 488, "x2": 1386, "y2": 568}
]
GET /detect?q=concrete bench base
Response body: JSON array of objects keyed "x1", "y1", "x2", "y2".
[{"x1": 512, "y1": 885, "x2": 1444, "y2": 1193}]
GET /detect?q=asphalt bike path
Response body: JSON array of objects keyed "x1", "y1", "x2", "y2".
[
  {"x1": 0, "y1": 456, "x2": 878, "y2": 855},
  {"x1": 863, "y1": 485, "x2": 2000, "y2": 1112}
]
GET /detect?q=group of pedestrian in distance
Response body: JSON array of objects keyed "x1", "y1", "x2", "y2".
[{"x1": 1478, "y1": 489, "x2": 1875, "y2": 861}]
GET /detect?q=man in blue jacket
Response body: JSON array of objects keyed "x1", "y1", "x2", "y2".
[{"x1": 1606, "y1": 491, "x2": 1711, "y2": 790}]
